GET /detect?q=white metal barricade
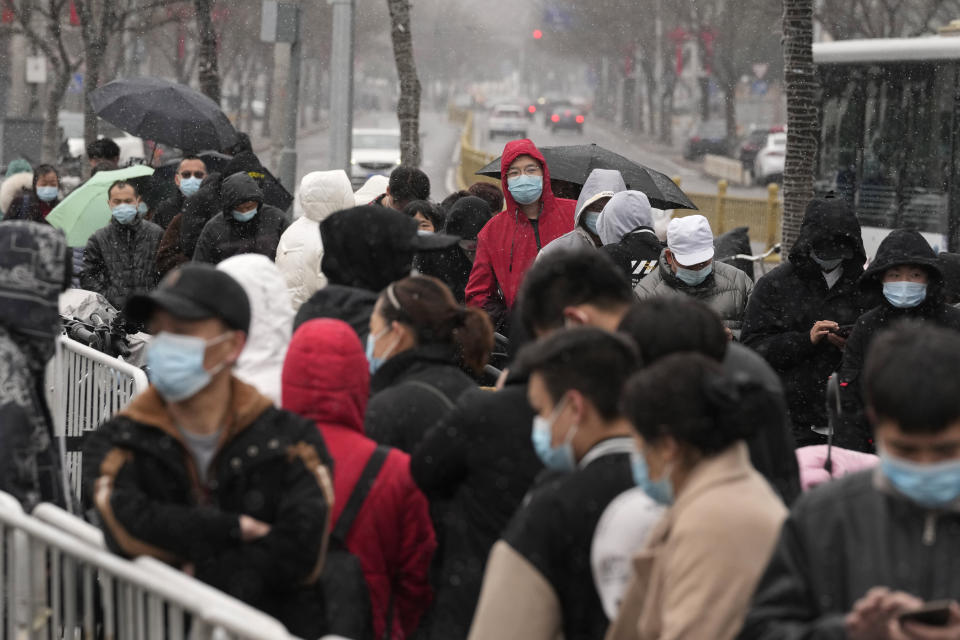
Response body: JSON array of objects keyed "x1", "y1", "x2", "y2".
[
  {"x1": 45, "y1": 336, "x2": 149, "y2": 502},
  {"x1": 0, "y1": 492, "x2": 298, "y2": 640}
]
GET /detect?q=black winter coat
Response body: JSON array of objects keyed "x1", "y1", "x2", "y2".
[
  {"x1": 365, "y1": 344, "x2": 476, "y2": 454},
  {"x1": 741, "y1": 201, "x2": 879, "y2": 445},
  {"x1": 838, "y1": 229, "x2": 960, "y2": 451},
  {"x1": 603, "y1": 227, "x2": 663, "y2": 287},
  {"x1": 82, "y1": 379, "x2": 334, "y2": 639},
  {"x1": 410, "y1": 369, "x2": 542, "y2": 640},
  {"x1": 151, "y1": 190, "x2": 185, "y2": 230},
  {"x1": 192, "y1": 173, "x2": 290, "y2": 264},
  {"x1": 81, "y1": 217, "x2": 164, "y2": 310},
  {"x1": 738, "y1": 470, "x2": 960, "y2": 640},
  {"x1": 294, "y1": 284, "x2": 379, "y2": 341}
]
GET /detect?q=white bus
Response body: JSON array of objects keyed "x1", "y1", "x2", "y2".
[{"x1": 813, "y1": 34, "x2": 960, "y2": 255}]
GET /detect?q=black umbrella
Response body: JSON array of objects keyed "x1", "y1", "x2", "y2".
[
  {"x1": 89, "y1": 77, "x2": 240, "y2": 153},
  {"x1": 477, "y1": 143, "x2": 697, "y2": 211}
]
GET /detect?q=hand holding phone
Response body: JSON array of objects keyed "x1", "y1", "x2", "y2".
[{"x1": 898, "y1": 600, "x2": 957, "y2": 628}]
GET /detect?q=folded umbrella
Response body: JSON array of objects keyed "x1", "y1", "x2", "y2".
[
  {"x1": 47, "y1": 165, "x2": 155, "y2": 247},
  {"x1": 477, "y1": 143, "x2": 697, "y2": 211},
  {"x1": 89, "y1": 77, "x2": 239, "y2": 153}
]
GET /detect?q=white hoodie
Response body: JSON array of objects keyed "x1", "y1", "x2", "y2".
[
  {"x1": 217, "y1": 254, "x2": 294, "y2": 406},
  {"x1": 275, "y1": 170, "x2": 355, "y2": 309}
]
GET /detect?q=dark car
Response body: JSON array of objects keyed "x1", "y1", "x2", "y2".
[
  {"x1": 683, "y1": 121, "x2": 729, "y2": 161},
  {"x1": 739, "y1": 126, "x2": 784, "y2": 169},
  {"x1": 549, "y1": 103, "x2": 586, "y2": 134}
]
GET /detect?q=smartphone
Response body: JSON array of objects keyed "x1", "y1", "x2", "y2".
[
  {"x1": 831, "y1": 324, "x2": 855, "y2": 339},
  {"x1": 899, "y1": 601, "x2": 954, "y2": 627}
]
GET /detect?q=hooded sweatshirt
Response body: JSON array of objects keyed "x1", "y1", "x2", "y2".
[
  {"x1": 276, "y1": 170, "x2": 356, "y2": 309},
  {"x1": 465, "y1": 140, "x2": 575, "y2": 318},
  {"x1": 282, "y1": 318, "x2": 435, "y2": 640},
  {"x1": 598, "y1": 191, "x2": 662, "y2": 287},
  {"x1": 192, "y1": 173, "x2": 290, "y2": 264},
  {"x1": 354, "y1": 175, "x2": 390, "y2": 206},
  {"x1": 539, "y1": 168, "x2": 625, "y2": 258},
  {"x1": 217, "y1": 254, "x2": 294, "y2": 406}
]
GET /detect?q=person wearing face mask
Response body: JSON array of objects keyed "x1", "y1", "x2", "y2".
[
  {"x1": 740, "y1": 324, "x2": 960, "y2": 640},
  {"x1": 81, "y1": 263, "x2": 334, "y2": 639},
  {"x1": 81, "y1": 180, "x2": 163, "y2": 310},
  {"x1": 192, "y1": 172, "x2": 290, "y2": 264},
  {"x1": 151, "y1": 156, "x2": 208, "y2": 230},
  {"x1": 364, "y1": 275, "x2": 493, "y2": 453},
  {"x1": 837, "y1": 229, "x2": 960, "y2": 452},
  {"x1": 635, "y1": 214, "x2": 754, "y2": 334},
  {"x1": 539, "y1": 168, "x2": 626, "y2": 258},
  {"x1": 465, "y1": 139, "x2": 576, "y2": 333},
  {"x1": 607, "y1": 352, "x2": 787, "y2": 640},
  {"x1": 742, "y1": 195, "x2": 879, "y2": 447},
  {"x1": 468, "y1": 329, "x2": 640, "y2": 640},
  {"x1": 5, "y1": 164, "x2": 61, "y2": 222}
]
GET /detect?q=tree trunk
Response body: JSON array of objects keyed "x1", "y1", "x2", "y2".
[
  {"x1": 781, "y1": 0, "x2": 820, "y2": 253},
  {"x1": 195, "y1": 0, "x2": 220, "y2": 103},
  {"x1": 42, "y1": 69, "x2": 72, "y2": 162},
  {"x1": 386, "y1": 0, "x2": 421, "y2": 167},
  {"x1": 82, "y1": 42, "x2": 105, "y2": 157},
  {"x1": 722, "y1": 78, "x2": 737, "y2": 152}
]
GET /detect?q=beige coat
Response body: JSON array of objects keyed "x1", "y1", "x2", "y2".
[{"x1": 606, "y1": 442, "x2": 787, "y2": 640}]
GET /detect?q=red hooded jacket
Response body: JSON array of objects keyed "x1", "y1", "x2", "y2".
[
  {"x1": 464, "y1": 139, "x2": 576, "y2": 310},
  {"x1": 282, "y1": 319, "x2": 435, "y2": 640}
]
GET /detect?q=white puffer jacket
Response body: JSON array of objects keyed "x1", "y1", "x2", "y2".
[
  {"x1": 275, "y1": 170, "x2": 355, "y2": 309},
  {"x1": 217, "y1": 254, "x2": 294, "y2": 406}
]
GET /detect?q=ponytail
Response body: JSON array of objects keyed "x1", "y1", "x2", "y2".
[{"x1": 453, "y1": 307, "x2": 494, "y2": 375}]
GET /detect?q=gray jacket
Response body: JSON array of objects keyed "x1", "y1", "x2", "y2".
[
  {"x1": 539, "y1": 168, "x2": 625, "y2": 257},
  {"x1": 634, "y1": 250, "x2": 754, "y2": 329}
]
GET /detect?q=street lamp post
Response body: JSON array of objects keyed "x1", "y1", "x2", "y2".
[
  {"x1": 328, "y1": 0, "x2": 355, "y2": 174},
  {"x1": 261, "y1": 1, "x2": 302, "y2": 191}
]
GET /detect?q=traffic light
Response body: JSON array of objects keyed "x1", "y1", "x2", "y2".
[{"x1": 532, "y1": 29, "x2": 543, "y2": 40}]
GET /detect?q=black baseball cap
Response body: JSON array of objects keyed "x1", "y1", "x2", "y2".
[{"x1": 126, "y1": 263, "x2": 251, "y2": 333}]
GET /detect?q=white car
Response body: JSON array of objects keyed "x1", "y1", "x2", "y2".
[
  {"x1": 753, "y1": 132, "x2": 787, "y2": 185},
  {"x1": 488, "y1": 105, "x2": 527, "y2": 139},
  {"x1": 351, "y1": 128, "x2": 401, "y2": 188},
  {"x1": 60, "y1": 110, "x2": 146, "y2": 165}
]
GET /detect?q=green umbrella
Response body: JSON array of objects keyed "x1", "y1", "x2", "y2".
[{"x1": 47, "y1": 165, "x2": 154, "y2": 247}]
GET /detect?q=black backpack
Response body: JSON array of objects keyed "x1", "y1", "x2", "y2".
[{"x1": 321, "y1": 446, "x2": 390, "y2": 640}]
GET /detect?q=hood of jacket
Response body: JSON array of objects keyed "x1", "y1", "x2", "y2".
[
  {"x1": 597, "y1": 190, "x2": 653, "y2": 246},
  {"x1": 0, "y1": 221, "x2": 68, "y2": 343},
  {"x1": 353, "y1": 175, "x2": 389, "y2": 206},
  {"x1": 220, "y1": 173, "x2": 264, "y2": 215},
  {"x1": 861, "y1": 228, "x2": 944, "y2": 294},
  {"x1": 574, "y1": 168, "x2": 626, "y2": 223},
  {"x1": 282, "y1": 318, "x2": 369, "y2": 434},
  {"x1": 217, "y1": 254, "x2": 294, "y2": 403},
  {"x1": 499, "y1": 139, "x2": 564, "y2": 215},
  {"x1": 444, "y1": 196, "x2": 492, "y2": 240},
  {"x1": 320, "y1": 205, "x2": 417, "y2": 291},
  {"x1": 789, "y1": 197, "x2": 866, "y2": 271},
  {"x1": 299, "y1": 170, "x2": 355, "y2": 223}
]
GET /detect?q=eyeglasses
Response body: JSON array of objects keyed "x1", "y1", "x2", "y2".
[
  {"x1": 505, "y1": 165, "x2": 542, "y2": 179},
  {"x1": 180, "y1": 171, "x2": 206, "y2": 179}
]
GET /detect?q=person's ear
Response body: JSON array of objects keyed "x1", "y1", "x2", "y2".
[
  {"x1": 568, "y1": 390, "x2": 586, "y2": 425},
  {"x1": 175, "y1": 172, "x2": 182, "y2": 186},
  {"x1": 228, "y1": 331, "x2": 247, "y2": 364},
  {"x1": 563, "y1": 306, "x2": 590, "y2": 328}
]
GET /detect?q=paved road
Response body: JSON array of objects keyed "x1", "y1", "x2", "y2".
[{"x1": 472, "y1": 111, "x2": 769, "y2": 200}]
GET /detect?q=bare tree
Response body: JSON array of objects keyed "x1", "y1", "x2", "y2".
[
  {"x1": 781, "y1": 0, "x2": 819, "y2": 253},
  {"x1": 386, "y1": 0, "x2": 421, "y2": 166},
  {"x1": 817, "y1": 0, "x2": 960, "y2": 39},
  {"x1": 194, "y1": 0, "x2": 220, "y2": 103}
]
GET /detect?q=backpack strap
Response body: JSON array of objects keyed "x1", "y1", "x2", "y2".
[
  {"x1": 402, "y1": 380, "x2": 456, "y2": 410},
  {"x1": 332, "y1": 446, "x2": 390, "y2": 542}
]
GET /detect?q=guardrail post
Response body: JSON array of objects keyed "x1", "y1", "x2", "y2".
[
  {"x1": 716, "y1": 179, "x2": 728, "y2": 234},
  {"x1": 767, "y1": 182, "x2": 780, "y2": 248}
]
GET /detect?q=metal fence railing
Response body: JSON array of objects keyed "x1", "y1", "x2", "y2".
[
  {"x1": 45, "y1": 336, "x2": 150, "y2": 503},
  {"x1": 0, "y1": 492, "x2": 298, "y2": 640}
]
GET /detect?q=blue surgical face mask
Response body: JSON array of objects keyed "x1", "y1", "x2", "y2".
[
  {"x1": 676, "y1": 262, "x2": 713, "y2": 286},
  {"x1": 36, "y1": 186, "x2": 59, "y2": 202},
  {"x1": 531, "y1": 397, "x2": 577, "y2": 471},
  {"x1": 180, "y1": 176, "x2": 203, "y2": 197},
  {"x1": 582, "y1": 211, "x2": 600, "y2": 235},
  {"x1": 630, "y1": 450, "x2": 674, "y2": 505},
  {"x1": 811, "y1": 251, "x2": 843, "y2": 272},
  {"x1": 880, "y1": 449, "x2": 960, "y2": 507},
  {"x1": 365, "y1": 327, "x2": 398, "y2": 376},
  {"x1": 883, "y1": 281, "x2": 927, "y2": 309},
  {"x1": 147, "y1": 332, "x2": 232, "y2": 403},
  {"x1": 507, "y1": 175, "x2": 543, "y2": 205},
  {"x1": 112, "y1": 203, "x2": 139, "y2": 225},
  {"x1": 232, "y1": 207, "x2": 258, "y2": 222}
]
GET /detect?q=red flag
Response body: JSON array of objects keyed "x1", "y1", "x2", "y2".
[
  {"x1": 2, "y1": 0, "x2": 14, "y2": 24},
  {"x1": 69, "y1": 0, "x2": 79, "y2": 26}
]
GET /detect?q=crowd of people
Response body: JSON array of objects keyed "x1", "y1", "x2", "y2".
[{"x1": 1, "y1": 131, "x2": 960, "y2": 640}]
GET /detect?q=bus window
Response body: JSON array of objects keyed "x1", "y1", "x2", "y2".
[
  {"x1": 818, "y1": 66, "x2": 864, "y2": 205},
  {"x1": 857, "y1": 66, "x2": 903, "y2": 230}
]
